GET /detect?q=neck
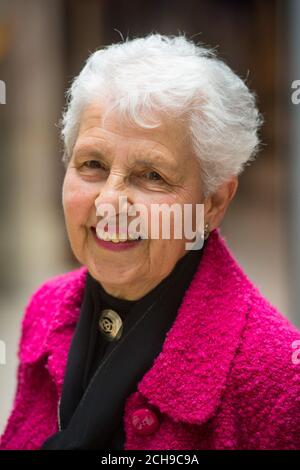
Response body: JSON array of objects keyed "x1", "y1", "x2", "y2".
[{"x1": 99, "y1": 278, "x2": 163, "y2": 301}]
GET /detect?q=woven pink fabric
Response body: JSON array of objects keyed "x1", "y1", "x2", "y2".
[{"x1": 1, "y1": 228, "x2": 300, "y2": 450}]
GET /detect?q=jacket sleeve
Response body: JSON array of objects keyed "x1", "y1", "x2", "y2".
[{"x1": 0, "y1": 284, "x2": 59, "y2": 450}]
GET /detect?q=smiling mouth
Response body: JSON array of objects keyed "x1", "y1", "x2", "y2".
[{"x1": 91, "y1": 227, "x2": 143, "y2": 244}]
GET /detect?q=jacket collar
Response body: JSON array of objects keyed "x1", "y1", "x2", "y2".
[
  {"x1": 137, "y1": 228, "x2": 252, "y2": 425},
  {"x1": 22, "y1": 228, "x2": 252, "y2": 426}
]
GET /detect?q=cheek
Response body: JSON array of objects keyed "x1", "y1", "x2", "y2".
[
  {"x1": 140, "y1": 195, "x2": 180, "y2": 240},
  {"x1": 62, "y1": 174, "x2": 95, "y2": 228},
  {"x1": 143, "y1": 188, "x2": 201, "y2": 243}
]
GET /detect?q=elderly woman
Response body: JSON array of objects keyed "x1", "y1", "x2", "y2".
[{"x1": 1, "y1": 34, "x2": 300, "y2": 451}]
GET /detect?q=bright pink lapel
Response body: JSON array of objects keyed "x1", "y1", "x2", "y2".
[{"x1": 137, "y1": 228, "x2": 253, "y2": 425}]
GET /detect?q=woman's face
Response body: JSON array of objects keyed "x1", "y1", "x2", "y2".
[{"x1": 62, "y1": 102, "x2": 204, "y2": 299}]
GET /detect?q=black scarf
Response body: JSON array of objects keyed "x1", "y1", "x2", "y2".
[{"x1": 40, "y1": 242, "x2": 206, "y2": 450}]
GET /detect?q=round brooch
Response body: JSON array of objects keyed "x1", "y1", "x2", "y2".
[{"x1": 98, "y1": 309, "x2": 123, "y2": 341}]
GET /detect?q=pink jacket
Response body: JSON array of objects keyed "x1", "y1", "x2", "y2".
[{"x1": 1, "y1": 228, "x2": 300, "y2": 450}]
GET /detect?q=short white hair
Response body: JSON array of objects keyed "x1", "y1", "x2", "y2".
[{"x1": 61, "y1": 33, "x2": 263, "y2": 196}]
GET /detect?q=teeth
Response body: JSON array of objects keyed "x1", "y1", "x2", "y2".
[{"x1": 95, "y1": 227, "x2": 141, "y2": 243}]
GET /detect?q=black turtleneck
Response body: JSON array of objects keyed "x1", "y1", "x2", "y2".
[
  {"x1": 85, "y1": 245, "x2": 207, "y2": 449},
  {"x1": 85, "y1": 282, "x2": 135, "y2": 386}
]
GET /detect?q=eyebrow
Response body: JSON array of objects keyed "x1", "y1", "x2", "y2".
[
  {"x1": 133, "y1": 156, "x2": 177, "y2": 172},
  {"x1": 74, "y1": 147, "x2": 177, "y2": 172}
]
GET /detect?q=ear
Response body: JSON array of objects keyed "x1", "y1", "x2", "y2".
[{"x1": 204, "y1": 176, "x2": 238, "y2": 231}]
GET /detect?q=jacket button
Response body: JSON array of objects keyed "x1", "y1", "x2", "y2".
[{"x1": 131, "y1": 408, "x2": 160, "y2": 436}]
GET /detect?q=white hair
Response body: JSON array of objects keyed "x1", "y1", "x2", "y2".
[{"x1": 61, "y1": 33, "x2": 263, "y2": 196}]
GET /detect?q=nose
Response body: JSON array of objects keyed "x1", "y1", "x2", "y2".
[{"x1": 94, "y1": 173, "x2": 132, "y2": 220}]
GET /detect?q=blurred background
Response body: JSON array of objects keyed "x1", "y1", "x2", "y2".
[{"x1": 0, "y1": 0, "x2": 300, "y2": 433}]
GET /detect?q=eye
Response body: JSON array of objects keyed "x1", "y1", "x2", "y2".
[
  {"x1": 82, "y1": 160, "x2": 107, "y2": 170},
  {"x1": 143, "y1": 170, "x2": 163, "y2": 181}
]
